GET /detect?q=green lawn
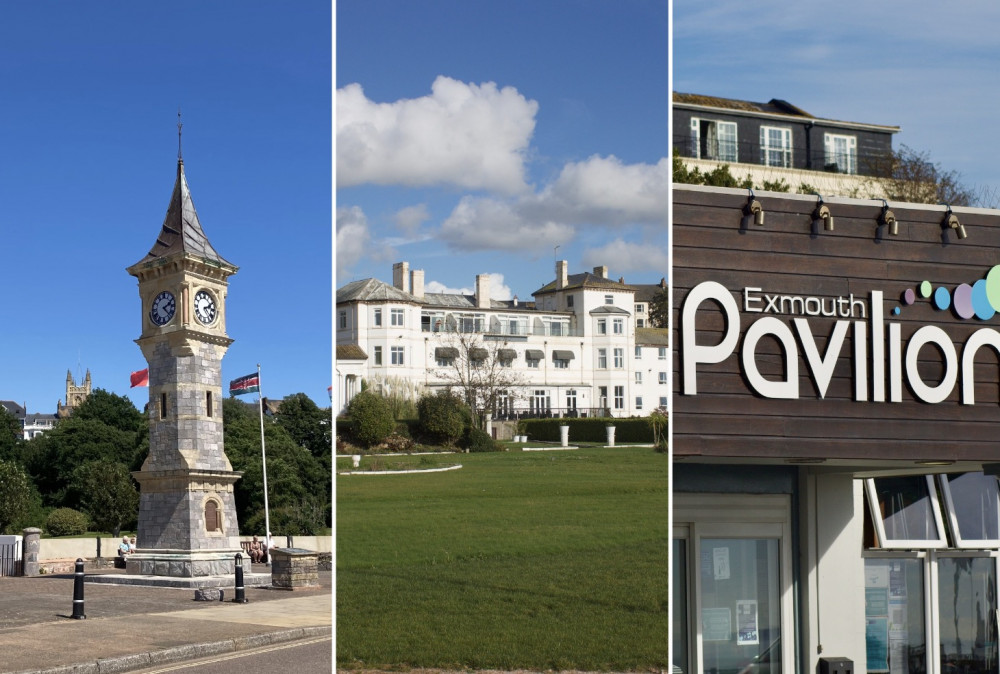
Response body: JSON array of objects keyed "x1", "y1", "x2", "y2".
[{"x1": 336, "y1": 446, "x2": 668, "y2": 671}]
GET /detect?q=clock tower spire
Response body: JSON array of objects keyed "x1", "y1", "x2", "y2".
[{"x1": 125, "y1": 149, "x2": 248, "y2": 582}]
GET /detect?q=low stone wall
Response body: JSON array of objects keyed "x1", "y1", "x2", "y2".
[{"x1": 270, "y1": 548, "x2": 319, "y2": 589}]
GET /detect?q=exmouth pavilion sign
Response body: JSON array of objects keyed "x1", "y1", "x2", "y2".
[{"x1": 681, "y1": 265, "x2": 1000, "y2": 405}]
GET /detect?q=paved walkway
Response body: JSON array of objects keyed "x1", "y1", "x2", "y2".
[{"x1": 0, "y1": 565, "x2": 332, "y2": 674}]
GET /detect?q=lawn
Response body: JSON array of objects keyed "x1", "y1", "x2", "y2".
[{"x1": 336, "y1": 446, "x2": 668, "y2": 671}]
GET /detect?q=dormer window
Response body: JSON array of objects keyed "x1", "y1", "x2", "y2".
[
  {"x1": 691, "y1": 118, "x2": 738, "y2": 162},
  {"x1": 824, "y1": 133, "x2": 857, "y2": 174},
  {"x1": 760, "y1": 126, "x2": 792, "y2": 168}
]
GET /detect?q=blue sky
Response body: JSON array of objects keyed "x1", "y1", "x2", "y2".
[
  {"x1": 336, "y1": 1, "x2": 669, "y2": 303},
  {"x1": 674, "y1": 0, "x2": 1000, "y2": 201},
  {"x1": 0, "y1": 3, "x2": 331, "y2": 413}
]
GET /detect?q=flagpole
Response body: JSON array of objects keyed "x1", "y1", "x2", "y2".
[{"x1": 256, "y1": 363, "x2": 272, "y2": 558}]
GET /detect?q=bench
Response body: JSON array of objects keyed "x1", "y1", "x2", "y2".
[{"x1": 239, "y1": 540, "x2": 268, "y2": 564}]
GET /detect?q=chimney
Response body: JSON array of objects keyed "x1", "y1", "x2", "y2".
[
  {"x1": 556, "y1": 260, "x2": 568, "y2": 289},
  {"x1": 410, "y1": 269, "x2": 424, "y2": 299},
  {"x1": 513, "y1": 295, "x2": 519, "y2": 307},
  {"x1": 475, "y1": 274, "x2": 491, "y2": 309},
  {"x1": 659, "y1": 277, "x2": 666, "y2": 289},
  {"x1": 618, "y1": 276, "x2": 624, "y2": 284},
  {"x1": 593, "y1": 265, "x2": 608, "y2": 279},
  {"x1": 392, "y1": 262, "x2": 410, "y2": 293}
]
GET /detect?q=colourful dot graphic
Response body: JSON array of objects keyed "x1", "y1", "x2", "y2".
[
  {"x1": 954, "y1": 283, "x2": 975, "y2": 319},
  {"x1": 903, "y1": 288, "x2": 915, "y2": 305},
  {"x1": 973, "y1": 279, "x2": 996, "y2": 320},
  {"x1": 933, "y1": 286, "x2": 951, "y2": 311},
  {"x1": 919, "y1": 280, "x2": 932, "y2": 298}
]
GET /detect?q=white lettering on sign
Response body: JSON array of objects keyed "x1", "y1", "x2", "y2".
[{"x1": 682, "y1": 280, "x2": 1000, "y2": 404}]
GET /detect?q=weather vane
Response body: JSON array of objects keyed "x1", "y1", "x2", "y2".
[{"x1": 177, "y1": 107, "x2": 183, "y2": 161}]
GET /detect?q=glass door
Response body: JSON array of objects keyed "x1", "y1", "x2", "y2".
[{"x1": 936, "y1": 555, "x2": 997, "y2": 674}]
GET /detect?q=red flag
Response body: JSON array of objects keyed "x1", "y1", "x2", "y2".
[{"x1": 130, "y1": 369, "x2": 149, "y2": 388}]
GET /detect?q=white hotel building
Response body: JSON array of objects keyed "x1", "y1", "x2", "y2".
[{"x1": 335, "y1": 261, "x2": 668, "y2": 419}]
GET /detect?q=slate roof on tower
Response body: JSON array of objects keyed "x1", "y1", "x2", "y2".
[{"x1": 134, "y1": 159, "x2": 234, "y2": 268}]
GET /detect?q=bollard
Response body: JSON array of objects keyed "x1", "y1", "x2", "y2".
[
  {"x1": 233, "y1": 553, "x2": 248, "y2": 603},
  {"x1": 71, "y1": 558, "x2": 86, "y2": 619}
]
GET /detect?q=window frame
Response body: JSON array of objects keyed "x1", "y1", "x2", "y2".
[
  {"x1": 864, "y1": 476, "x2": 949, "y2": 549},
  {"x1": 760, "y1": 125, "x2": 793, "y2": 168}
]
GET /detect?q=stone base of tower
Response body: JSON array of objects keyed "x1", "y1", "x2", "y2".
[{"x1": 125, "y1": 548, "x2": 243, "y2": 577}]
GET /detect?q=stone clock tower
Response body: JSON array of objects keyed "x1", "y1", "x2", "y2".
[{"x1": 124, "y1": 153, "x2": 244, "y2": 580}]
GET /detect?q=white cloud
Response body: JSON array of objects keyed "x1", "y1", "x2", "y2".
[
  {"x1": 581, "y1": 238, "x2": 669, "y2": 278},
  {"x1": 337, "y1": 76, "x2": 538, "y2": 194},
  {"x1": 336, "y1": 206, "x2": 371, "y2": 281},
  {"x1": 425, "y1": 272, "x2": 513, "y2": 301},
  {"x1": 393, "y1": 204, "x2": 430, "y2": 236},
  {"x1": 438, "y1": 196, "x2": 574, "y2": 252},
  {"x1": 532, "y1": 155, "x2": 670, "y2": 225}
]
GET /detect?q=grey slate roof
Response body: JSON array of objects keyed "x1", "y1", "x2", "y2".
[
  {"x1": 336, "y1": 278, "x2": 416, "y2": 304},
  {"x1": 0, "y1": 401, "x2": 25, "y2": 420},
  {"x1": 673, "y1": 92, "x2": 899, "y2": 132},
  {"x1": 134, "y1": 160, "x2": 233, "y2": 267},
  {"x1": 589, "y1": 305, "x2": 631, "y2": 315},
  {"x1": 634, "y1": 280, "x2": 668, "y2": 303},
  {"x1": 533, "y1": 271, "x2": 636, "y2": 296}
]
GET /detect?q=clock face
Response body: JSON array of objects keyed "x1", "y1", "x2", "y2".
[
  {"x1": 150, "y1": 291, "x2": 175, "y2": 326},
  {"x1": 194, "y1": 290, "x2": 217, "y2": 325}
]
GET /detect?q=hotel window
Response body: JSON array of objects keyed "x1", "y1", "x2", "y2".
[
  {"x1": 566, "y1": 295, "x2": 574, "y2": 308},
  {"x1": 598, "y1": 349, "x2": 607, "y2": 369},
  {"x1": 390, "y1": 308, "x2": 404, "y2": 326},
  {"x1": 658, "y1": 347, "x2": 667, "y2": 360},
  {"x1": 604, "y1": 294, "x2": 614, "y2": 305},
  {"x1": 530, "y1": 390, "x2": 550, "y2": 415},
  {"x1": 613, "y1": 385, "x2": 624, "y2": 410},
  {"x1": 659, "y1": 372, "x2": 667, "y2": 385},
  {"x1": 613, "y1": 318, "x2": 623, "y2": 334},
  {"x1": 614, "y1": 348, "x2": 624, "y2": 369},
  {"x1": 635, "y1": 371, "x2": 642, "y2": 384},
  {"x1": 635, "y1": 303, "x2": 645, "y2": 314},
  {"x1": 373, "y1": 346, "x2": 382, "y2": 365},
  {"x1": 597, "y1": 319, "x2": 607, "y2": 335},
  {"x1": 635, "y1": 345, "x2": 642, "y2": 359},
  {"x1": 824, "y1": 133, "x2": 857, "y2": 174},
  {"x1": 690, "y1": 118, "x2": 738, "y2": 162},
  {"x1": 659, "y1": 396, "x2": 668, "y2": 408},
  {"x1": 760, "y1": 125, "x2": 792, "y2": 168},
  {"x1": 635, "y1": 397, "x2": 642, "y2": 410},
  {"x1": 390, "y1": 346, "x2": 404, "y2": 365},
  {"x1": 373, "y1": 308, "x2": 382, "y2": 326},
  {"x1": 526, "y1": 356, "x2": 540, "y2": 369},
  {"x1": 636, "y1": 318, "x2": 646, "y2": 328},
  {"x1": 553, "y1": 358, "x2": 569, "y2": 369},
  {"x1": 566, "y1": 389, "x2": 577, "y2": 411},
  {"x1": 338, "y1": 310, "x2": 347, "y2": 329}
]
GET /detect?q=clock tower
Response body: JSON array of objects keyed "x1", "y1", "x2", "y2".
[{"x1": 125, "y1": 153, "x2": 244, "y2": 580}]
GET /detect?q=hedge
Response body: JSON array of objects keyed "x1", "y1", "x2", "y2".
[{"x1": 519, "y1": 417, "x2": 654, "y2": 443}]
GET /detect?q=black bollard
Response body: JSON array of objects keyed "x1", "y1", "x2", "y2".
[
  {"x1": 233, "y1": 553, "x2": 248, "y2": 603},
  {"x1": 71, "y1": 558, "x2": 86, "y2": 619}
]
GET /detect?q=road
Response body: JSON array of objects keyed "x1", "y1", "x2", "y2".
[{"x1": 127, "y1": 635, "x2": 332, "y2": 673}]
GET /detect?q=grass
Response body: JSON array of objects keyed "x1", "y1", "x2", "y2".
[{"x1": 336, "y1": 446, "x2": 668, "y2": 671}]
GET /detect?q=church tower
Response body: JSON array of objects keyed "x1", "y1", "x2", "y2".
[{"x1": 125, "y1": 148, "x2": 243, "y2": 579}]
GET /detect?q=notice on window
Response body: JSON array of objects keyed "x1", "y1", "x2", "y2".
[
  {"x1": 866, "y1": 617, "x2": 889, "y2": 673},
  {"x1": 713, "y1": 547, "x2": 730, "y2": 580},
  {"x1": 703, "y1": 607, "x2": 732, "y2": 642},
  {"x1": 737, "y1": 600, "x2": 759, "y2": 645}
]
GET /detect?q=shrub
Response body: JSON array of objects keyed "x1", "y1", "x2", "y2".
[
  {"x1": 382, "y1": 433, "x2": 415, "y2": 453},
  {"x1": 346, "y1": 391, "x2": 395, "y2": 448},
  {"x1": 46, "y1": 508, "x2": 89, "y2": 537},
  {"x1": 463, "y1": 427, "x2": 504, "y2": 453},
  {"x1": 417, "y1": 392, "x2": 467, "y2": 446},
  {"x1": 520, "y1": 418, "x2": 655, "y2": 443}
]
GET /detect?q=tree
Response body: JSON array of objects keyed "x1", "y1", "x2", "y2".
[
  {"x1": 71, "y1": 460, "x2": 139, "y2": 537},
  {"x1": 417, "y1": 391, "x2": 468, "y2": 446},
  {"x1": 0, "y1": 460, "x2": 31, "y2": 534},
  {"x1": 435, "y1": 332, "x2": 526, "y2": 429},
  {"x1": 345, "y1": 390, "x2": 395, "y2": 448},
  {"x1": 72, "y1": 388, "x2": 145, "y2": 434},
  {"x1": 865, "y1": 144, "x2": 974, "y2": 206},
  {"x1": 274, "y1": 393, "x2": 331, "y2": 459},
  {"x1": 223, "y1": 397, "x2": 330, "y2": 534},
  {"x1": 648, "y1": 288, "x2": 669, "y2": 329},
  {"x1": 0, "y1": 406, "x2": 22, "y2": 463}
]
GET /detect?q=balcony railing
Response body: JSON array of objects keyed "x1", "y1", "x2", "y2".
[{"x1": 421, "y1": 324, "x2": 583, "y2": 337}]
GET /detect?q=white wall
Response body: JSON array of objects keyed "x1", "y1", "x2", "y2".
[
  {"x1": 801, "y1": 472, "x2": 868, "y2": 674},
  {"x1": 37, "y1": 535, "x2": 333, "y2": 560}
]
